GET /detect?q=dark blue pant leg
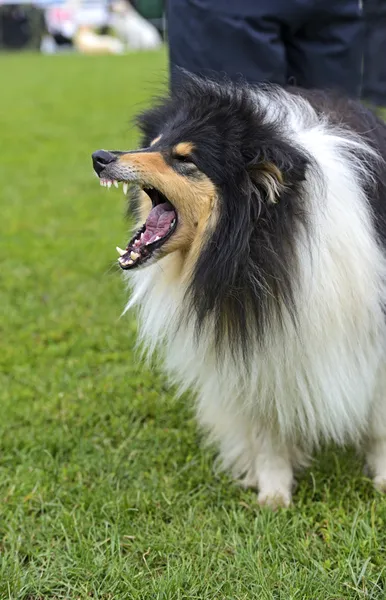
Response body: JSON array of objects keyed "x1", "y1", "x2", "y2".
[
  {"x1": 285, "y1": 0, "x2": 364, "y2": 98},
  {"x1": 362, "y1": 0, "x2": 386, "y2": 106},
  {"x1": 167, "y1": 0, "x2": 287, "y2": 90},
  {"x1": 167, "y1": 0, "x2": 363, "y2": 98}
]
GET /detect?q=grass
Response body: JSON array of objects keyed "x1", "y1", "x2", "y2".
[{"x1": 0, "y1": 51, "x2": 386, "y2": 600}]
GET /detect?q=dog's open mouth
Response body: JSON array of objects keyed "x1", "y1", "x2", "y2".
[{"x1": 112, "y1": 184, "x2": 177, "y2": 270}]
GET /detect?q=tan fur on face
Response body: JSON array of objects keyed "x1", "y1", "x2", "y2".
[
  {"x1": 182, "y1": 192, "x2": 219, "y2": 283},
  {"x1": 173, "y1": 142, "x2": 195, "y2": 157},
  {"x1": 137, "y1": 188, "x2": 152, "y2": 224},
  {"x1": 118, "y1": 150, "x2": 218, "y2": 263},
  {"x1": 120, "y1": 151, "x2": 171, "y2": 176}
]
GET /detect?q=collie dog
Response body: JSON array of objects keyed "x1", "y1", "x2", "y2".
[{"x1": 92, "y1": 74, "x2": 386, "y2": 507}]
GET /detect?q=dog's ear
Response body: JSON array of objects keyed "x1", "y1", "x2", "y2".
[
  {"x1": 247, "y1": 141, "x2": 309, "y2": 204},
  {"x1": 247, "y1": 162, "x2": 285, "y2": 204}
]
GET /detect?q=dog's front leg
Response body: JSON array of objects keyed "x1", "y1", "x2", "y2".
[
  {"x1": 198, "y1": 403, "x2": 295, "y2": 508},
  {"x1": 252, "y1": 430, "x2": 294, "y2": 509},
  {"x1": 366, "y1": 368, "x2": 386, "y2": 492}
]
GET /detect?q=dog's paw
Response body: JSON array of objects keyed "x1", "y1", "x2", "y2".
[
  {"x1": 373, "y1": 476, "x2": 386, "y2": 493},
  {"x1": 238, "y1": 473, "x2": 259, "y2": 490},
  {"x1": 257, "y1": 490, "x2": 292, "y2": 510}
]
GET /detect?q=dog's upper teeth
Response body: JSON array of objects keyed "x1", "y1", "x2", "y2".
[
  {"x1": 170, "y1": 219, "x2": 176, "y2": 229},
  {"x1": 113, "y1": 180, "x2": 119, "y2": 188},
  {"x1": 107, "y1": 181, "x2": 112, "y2": 189},
  {"x1": 116, "y1": 246, "x2": 126, "y2": 256},
  {"x1": 123, "y1": 183, "x2": 128, "y2": 195}
]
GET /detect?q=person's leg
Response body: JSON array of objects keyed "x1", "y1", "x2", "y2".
[
  {"x1": 167, "y1": 0, "x2": 287, "y2": 90},
  {"x1": 362, "y1": 0, "x2": 386, "y2": 107},
  {"x1": 285, "y1": 0, "x2": 363, "y2": 97}
]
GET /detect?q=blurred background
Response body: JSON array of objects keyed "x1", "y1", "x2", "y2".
[{"x1": 0, "y1": 0, "x2": 165, "y2": 54}]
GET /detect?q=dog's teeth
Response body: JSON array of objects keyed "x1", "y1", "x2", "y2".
[
  {"x1": 107, "y1": 181, "x2": 112, "y2": 189},
  {"x1": 130, "y1": 251, "x2": 140, "y2": 260},
  {"x1": 147, "y1": 235, "x2": 161, "y2": 246},
  {"x1": 123, "y1": 183, "x2": 128, "y2": 195},
  {"x1": 116, "y1": 246, "x2": 126, "y2": 256},
  {"x1": 100, "y1": 179, "x2": 104, "y2": 186},
  {"x1": 113, "y1": 181, "x2": 119, "y2": 188},
  {"x1": 119, "y1": 256, "x2": 133, "y2": 266}
]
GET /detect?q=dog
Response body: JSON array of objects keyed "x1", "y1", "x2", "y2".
[{"x1": 92, "y1": 73, "x2": 386, "y2": 508}]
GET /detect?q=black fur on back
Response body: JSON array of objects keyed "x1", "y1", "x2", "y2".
[
  {"x1": 134, "y1": 73, "x2": 386, "y2": 359},
  {"x1": 289, "y1": 86, "x2": 386, "y2": 247}
]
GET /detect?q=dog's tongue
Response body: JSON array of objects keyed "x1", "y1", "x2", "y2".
[{"x1": 141, "y1": 202, "x2": 176, "y2": 245}]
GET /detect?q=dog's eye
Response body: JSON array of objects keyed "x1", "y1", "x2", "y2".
[{"x1": 173, "y1": 154, "x2": 194, "y2": 164}]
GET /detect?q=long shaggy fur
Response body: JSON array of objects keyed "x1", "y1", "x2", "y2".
[{"x1": 123, "y1": 74, "x2": 386, "y2": 505}]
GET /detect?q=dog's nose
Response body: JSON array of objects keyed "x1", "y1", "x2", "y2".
[{"x1": 92, "y1": 150, "x2": 117, "y2": 176}]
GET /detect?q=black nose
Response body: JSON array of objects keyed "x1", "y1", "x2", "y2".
[{"x1": 92, "y1": 149, "x2": 117, "y2": 176}]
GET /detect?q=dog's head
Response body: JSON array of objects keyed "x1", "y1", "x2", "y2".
[
  {"x1": 92, "y1": 133, "x2": 217, "y2": 273},
  {"x1": 92, "y1": 73, "x2": 311, "y2": 353}
]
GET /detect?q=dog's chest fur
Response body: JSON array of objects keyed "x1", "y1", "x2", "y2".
[{"x1": 125, "y1": 227, "x2": 386, "y2": 450}]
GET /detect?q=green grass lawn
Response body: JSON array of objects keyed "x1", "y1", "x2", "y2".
[{"x1": 0, "y1": 51, "x2": 386, "y2": 600}]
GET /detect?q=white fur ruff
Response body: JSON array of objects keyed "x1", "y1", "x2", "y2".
[{"x1": 123, "y1": 87, "x2": 386, "y2": 505}]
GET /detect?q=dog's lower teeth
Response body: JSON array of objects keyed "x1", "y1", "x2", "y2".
[
  {"x1": 119, "y1": 257, "x2": 133, "y2": 266},
  {"x1": 130, "y1": 251, "x2": 140, "y2": 260}
]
